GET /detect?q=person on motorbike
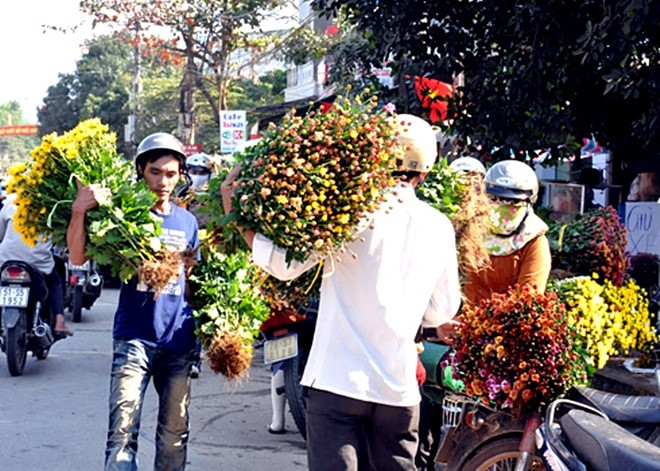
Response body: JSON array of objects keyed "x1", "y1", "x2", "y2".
[
  {"x1": 463, "y1": 159, "x2": 551, "y2": 304},
  {"x1": 186, "y1": 153, "x2": 214, "y2": 191},
  {"x1": 0, "y1": 193, "x2": 73, "y2": 338},
  {"x1": 221, "y1": 114, "x2": 462, "y2": 470},
  {"x1": 67, "y1": 132, "x2": 200, "y2": 471}
]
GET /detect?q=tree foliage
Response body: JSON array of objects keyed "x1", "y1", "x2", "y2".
[
  {"x1": 314, "y1": 0, "x2": 659, "y2": 171},
  {"x1": 38, "y1": 35, "x2": 134, "y2": 155},
  {"x1": 80, "y1": 0, "x2": 292, "y2": 137},
  {"x1": 36, "y1": 34, "x2": 286, "y2": 156},
  {"x1": 0, "y1": 102, "x2": 38, "y2": 165}
]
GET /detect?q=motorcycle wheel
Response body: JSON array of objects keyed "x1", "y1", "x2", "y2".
[
  {"x1": 460, "y1": 437, "x2": 546, "y2": 471},
  {"x1": 71, "y1": 285, "x2": 83, "y2": 323},
  {"x1": 284, "y1": 343, "x2": 310, "y2": 440},
  {"x1": 6, "y1": 312, "x2": 28, "y2": 376}
]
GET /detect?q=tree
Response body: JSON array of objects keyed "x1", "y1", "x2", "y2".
[
  {"x1": 314, "y1": 0, "x2": 659, "y2": 175},
  {"x1": 38, "y1": 35, "x2": 134, "y2": 155},
  {"x1": 0, "y1": 102, "x2": 38, "y2": 165},
  {"x1": 80, "y1": 0, "x2": 293, "y2": 144}
]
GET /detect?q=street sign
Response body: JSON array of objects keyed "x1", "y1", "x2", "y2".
[
  {"x1": 220, "y1": 110, "x2": 247, "y2": 153},
  {"x1": 622, "y1": 202, "x2": 660, "y2": 256},
  {"x1": 183, "y1": 144, "x2": 202, "y2": 156}
]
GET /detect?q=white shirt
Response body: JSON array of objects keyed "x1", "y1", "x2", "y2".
[
  {"x1": 0, "y1": 195, "x2": 55, "y2": 275},
  {"x1": 253, "y1": 183, "x2": 461, "y2": 406}
]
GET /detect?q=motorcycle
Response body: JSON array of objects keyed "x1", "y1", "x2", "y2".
[
  {"x1": 0, "y1": 260, "x2": 61, "y2": 376},
  {"x1": 536, "y1": 395, "x2": 660, "y2": 470},
  {"x1": 257, "y1": 299, "x2": 318, "y2": 439},
  {"x1": 420, "y1": 340, "x2": 660, "y2": 470},
  {"x1": 53, "y1": 247, "x2": 103, "y2": 323}
]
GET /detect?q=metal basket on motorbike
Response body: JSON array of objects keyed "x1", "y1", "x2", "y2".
[{"x1": 441, "y1": 394, "x2": 467, "y2": 430}]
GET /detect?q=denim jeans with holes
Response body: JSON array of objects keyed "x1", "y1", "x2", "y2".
[{"x1": 105, "y1": 339, "x2": 194, "y2": 471}]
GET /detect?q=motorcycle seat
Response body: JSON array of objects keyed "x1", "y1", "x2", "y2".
[
  {"x1": 572, "y1": 386, "x2": 660, "y2": 424},
  {"x1": 560, "y1": 409, "x2": 660, "y2": 471}
]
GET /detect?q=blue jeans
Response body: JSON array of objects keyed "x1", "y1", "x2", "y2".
[{"x1": 105, "y1": 339, "x2": 194, "y2": 471}]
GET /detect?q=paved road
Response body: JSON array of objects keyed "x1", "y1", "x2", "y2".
[{"x1": 0, "y1": 288, "x2": 307, "y2": 470}]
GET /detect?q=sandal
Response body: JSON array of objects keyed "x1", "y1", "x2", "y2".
[{"x1": 267, "y1": 425, "x2": 286, "y2": 435}]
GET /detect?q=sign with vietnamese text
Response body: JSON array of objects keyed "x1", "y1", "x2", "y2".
[
  {"x1": 220, "y1": 110, "x2": 246, "y2": 153},
  {"x1": 0, "y1": 125, "x2": 38, "y2": 137},
  {"x1": 183, "y1": 144, "x2": 202, "y2": 156},
  {"x1": 623, "y1": 202, "x2": 660, "y2": 256}
]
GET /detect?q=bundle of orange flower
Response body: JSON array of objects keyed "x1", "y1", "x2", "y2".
[
  {"x1": 450, "y1": 284, "x2": 589, "y2": 415},
  {"x1": 227, "y1": 88, "x2": 401, "y2": 265}
]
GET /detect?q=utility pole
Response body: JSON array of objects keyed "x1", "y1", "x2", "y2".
[{"x1": 125, "y1": 22, "x2": 141, "y2": 160}]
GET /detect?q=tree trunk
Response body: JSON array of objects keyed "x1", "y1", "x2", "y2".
[{"x1": 178, "y1": 50, "x2": 197, "y2": 144}]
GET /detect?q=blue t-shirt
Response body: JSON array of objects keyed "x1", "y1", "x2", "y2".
[{"x1": 114, "y1": 204, "x2": 200, "y2": 351}]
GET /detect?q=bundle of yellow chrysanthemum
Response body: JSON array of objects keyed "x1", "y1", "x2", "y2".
[
  {"x1": 225, "y1": 88, "x2": 400, "y2": 265},
  {"x1": 7, "y1": 118, "x2": 177, "y2": 290},
  {"x1": 548, "y1": 275, "x2": 658, "y2": 370}
]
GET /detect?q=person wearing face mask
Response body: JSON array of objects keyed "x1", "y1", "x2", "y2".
[
  {"x1": 463, "y1": 159, "x2": 551, "y2": 306},
  {"x1": 186, "y1": 153, "x2": 214, "y2": 191}
]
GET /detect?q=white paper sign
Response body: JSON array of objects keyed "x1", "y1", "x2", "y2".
[
  {"x1": 220, "y1": 110, "x2": 246, "y2": 153},
  {"x1": 623, "y1": 202, "x2": 660, "y2": 255}
]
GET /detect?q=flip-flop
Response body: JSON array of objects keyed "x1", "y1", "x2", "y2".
[
  {"x1": 54, "y1": 329, "x2": 74, "y2": 338},
  {"x1": 267, "y1": 425, "x2": 286, "y2": 435}
]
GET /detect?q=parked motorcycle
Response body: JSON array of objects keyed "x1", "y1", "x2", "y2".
[
  {"x1": 0, "y1": 260, "x2": 61, "y2": 376},
  {"x1": 421, "y1": 340, "x2": 660, "y2": 470},
  {"x1": 257, "y1": 299, "x2": 318, "y2": 439},
  {"x1": 536, "y1": 395, "x2": 660, "y2": 470},
  {"x1": 53, "y1": 247, "x2": 103, "y2": 323}
]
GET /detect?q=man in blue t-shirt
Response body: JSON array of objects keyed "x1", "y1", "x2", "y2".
[{"x1": 67, "y1": 133, "x2": 199, "y2": 471}]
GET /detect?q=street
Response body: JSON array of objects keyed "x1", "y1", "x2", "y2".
[{"x1": 0, "y1": 287, "x2": 308, "y2": 470}]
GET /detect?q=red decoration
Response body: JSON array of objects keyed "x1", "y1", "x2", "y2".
[{"x1": 414, "y1": 77, "x2": 453, "y2": 123}]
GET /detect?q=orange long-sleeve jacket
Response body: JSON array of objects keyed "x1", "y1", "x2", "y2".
[{"x1": 463, "y1": 234, "x2": 552, "y2": 306}]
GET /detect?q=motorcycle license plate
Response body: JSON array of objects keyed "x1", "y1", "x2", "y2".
[
  {"x1": 264, "y1": 334, "x2": 298, "y2": 364},
  {"x1": 0, "y1": 286, "x2": 29, "y2": 308}
]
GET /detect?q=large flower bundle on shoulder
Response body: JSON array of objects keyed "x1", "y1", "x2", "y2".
[
  {"x1": 547, "y1": 206, "x2": 627, "y2": 286},
  {"x1": 452, "y1": 284, "x2": 589, "y2": 415},
  {"x1": 188, "y1": 244, "x2": 270, "y2": 380},
  {"x1": 226, "y1": 89, "x2": 400, "y2": 265},
  {"x1": 417, "y1": 158, "x2": 491, "y2": 273},
  {"x1": 7, "y1": 119, "x2": 175, "y2": 290}
]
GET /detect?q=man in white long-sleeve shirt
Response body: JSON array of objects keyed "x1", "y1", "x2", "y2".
[{"x1": 222, "y1": 114, "x2": 461, "y2": 471}]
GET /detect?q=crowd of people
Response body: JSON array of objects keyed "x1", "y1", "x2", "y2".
[{"x1": 2, "y1": 109, "x2": 608, "y2": 470}]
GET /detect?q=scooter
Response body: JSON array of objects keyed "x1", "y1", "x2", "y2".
[
  {"x1": 536, "y1": 395, "x2": 660, "y2": 470},
  {"x1": 420, "y1": 339, "x2": 660, "y2": 470},
  {"x1": 257, "y1": 299, "x2": 318, "y2": 439},
  {"x1": 0, "y1": 261, "x2": 61, "y2": 376},
  {"x1": 53, "y1": 247, "x2": 103, "y2": 323}
]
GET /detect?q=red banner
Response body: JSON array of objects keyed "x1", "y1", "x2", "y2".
[{"x1": 0, "y1": 125, "x2": 38, "y2": 137}]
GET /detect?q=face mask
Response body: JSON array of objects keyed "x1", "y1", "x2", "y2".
[
  {"x1": 189, "y1": 174, "x2": 210, "y2": 190},
  {"x1": 488, "y1": 201, "x2": 529, "y2": 236}
]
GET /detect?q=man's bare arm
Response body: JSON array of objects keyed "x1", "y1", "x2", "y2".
[{"x1": 67, "y1": 183, "x2": 111, "y2": 265}]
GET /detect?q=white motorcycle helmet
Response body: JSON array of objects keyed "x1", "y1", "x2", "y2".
[
  {"x1": 449, "y1": 156, "x2": 486, "y2": 175},
  {"x1": 186, "y1": 153, "x2": 213, "y2": 190},
  {"x1": 484, "y1": 160, "x2": 539, "y2": 203},
  {"x1": 394, "y1": 114, "x2": 437, "y2": 172},
  {"x1": 135, "y1": 133, "x2": 187, "y2": 178},
  {"x1": 186, "y1": 153, "x2": 213, "y2": 174}
]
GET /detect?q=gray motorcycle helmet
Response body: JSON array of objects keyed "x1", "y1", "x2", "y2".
[
  {"x1": 135, "y1": 133, "x2": 187, "y2": 178},
  {"x1": 484, "y1": 159, "x2": 539, "y2": 203}
]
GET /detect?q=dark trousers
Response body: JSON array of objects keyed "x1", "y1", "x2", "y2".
[{"x1": 306, "y1": 388, "x2": 419, "y2": 471}]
